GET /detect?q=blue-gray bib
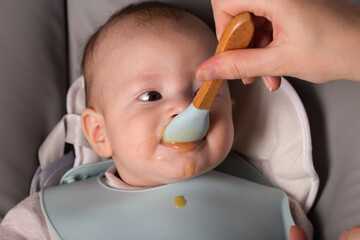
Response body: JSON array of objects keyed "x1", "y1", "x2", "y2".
[{"x1": 40, "y1": 153, "x2": 294, "y2": 240}]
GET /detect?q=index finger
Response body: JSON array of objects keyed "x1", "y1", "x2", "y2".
[{"x1": 211, "y1": 0, "x2": 273, "y2": 39}]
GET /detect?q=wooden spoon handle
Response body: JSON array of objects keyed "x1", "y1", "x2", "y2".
[{"x1": 193, "y1": 12, "x2": 254, "y2": 110}]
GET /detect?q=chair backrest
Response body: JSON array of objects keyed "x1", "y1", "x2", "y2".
[{"x1": 0, "y1": 1, "x2": 68, "y2": 220}]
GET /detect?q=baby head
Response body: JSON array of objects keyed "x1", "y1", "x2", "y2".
[{"x1": 81, "y1": 2, "x2": 234, "y2": 187}]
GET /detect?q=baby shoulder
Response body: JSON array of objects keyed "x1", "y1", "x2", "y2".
[{"x1": 0, "y1": 193, "x2": 56, "y2": 240}]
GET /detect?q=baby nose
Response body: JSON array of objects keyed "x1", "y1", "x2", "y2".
[{"x1": 167, "y1": 95, "x2": 192, "y2": 118}]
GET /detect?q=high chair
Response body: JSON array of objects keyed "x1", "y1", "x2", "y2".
[{"x1": 1, "y1": 0, "x2": 360, "y2": 239}]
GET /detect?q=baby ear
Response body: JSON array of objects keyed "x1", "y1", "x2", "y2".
[{"x1": 81, "y1": 108, "x2": 113, "y2": 157}]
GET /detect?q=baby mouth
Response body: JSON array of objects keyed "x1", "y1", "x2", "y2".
[
  {"x1": 161, "y1": 139, "x2": 204, "y2": 152},
  {"x1": 159, "y1": 124, "x2": 205, "y2": 152}
]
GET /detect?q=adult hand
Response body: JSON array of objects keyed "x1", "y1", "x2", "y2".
[
  {"x1": 288, "y1": 225, "x2": 360, "y2": 240},
  {"x1": 196, "y1": 0, "x2": 360, "y2": 91},
  {"x1": 339, "y1": 226, "x2": 360, "y2": 240},
  {"x1": 289, "y1": 226, "x2": 307, "y2": 240}
]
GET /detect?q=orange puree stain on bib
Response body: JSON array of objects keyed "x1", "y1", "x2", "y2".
[{"x1": 173, "y1": 195, "x2": 187, "y2": 208}]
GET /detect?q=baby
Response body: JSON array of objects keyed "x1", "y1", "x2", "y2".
[
  {"x1": 0, "y1": 2, "x2": 309, "y2": 239},
  {"x1": 80, "y1": 2, "x2": 234, "y2": 188}
]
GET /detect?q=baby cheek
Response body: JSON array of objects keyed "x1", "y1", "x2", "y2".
[
  {"x1": 210, "y1": 103, "x2": 233, "y2": 134},
  {"x1": 119, "y1": 120, "x2": 156, "y2": 155},
  {"x1": 208, "y1": 108, "x2": 234, "y2": 154},
  {"x1": 110, "y1": 129, "x2": 152, "y2": 162},
  {"x1": 134, "y1": 137, "x2": 159, "y2": 161}
]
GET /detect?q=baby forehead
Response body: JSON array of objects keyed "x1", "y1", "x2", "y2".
[{"x1": 97, "y1": 12, "x2": 214, "y2": 48}]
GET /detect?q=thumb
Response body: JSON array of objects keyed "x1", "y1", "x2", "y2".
[
  {"x1": 196, "y1": 46, "x2": 284, "y2": 81},
  {"x1": 289, "y1": 226, "x2": 307, "y2": 240}
]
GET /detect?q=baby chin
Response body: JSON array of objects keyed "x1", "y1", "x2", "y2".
[{"x1": 155, "y1": 144, "x2": 223, "y2": 183}]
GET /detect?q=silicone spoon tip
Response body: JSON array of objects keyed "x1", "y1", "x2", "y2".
[{"x1": 162, "y1": 103, "x2": 209, "y2": 143}]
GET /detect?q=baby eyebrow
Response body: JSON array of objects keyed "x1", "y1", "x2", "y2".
[
  {"x1": 127, "y1": 73, "x2": 163, "y2": 85},
  {"x1": 122, "y1": 76, "x2": 162, "y2": 94}
]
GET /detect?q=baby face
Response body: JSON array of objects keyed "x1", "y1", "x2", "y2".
[{"x1": 94, "y1": 27, "x2": 234, "y2": 186}]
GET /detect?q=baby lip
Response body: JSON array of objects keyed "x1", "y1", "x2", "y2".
[
  {"x1": 159, "y1": 122, "x2": 206, "y2": 152},
  {"x1": 161, "y1": 139, "x2": 204, "y2": 152}
]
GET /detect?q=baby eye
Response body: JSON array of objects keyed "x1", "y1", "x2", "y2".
[{"x1": 138, "y1": 91, "x2": 162, "y2": 101}]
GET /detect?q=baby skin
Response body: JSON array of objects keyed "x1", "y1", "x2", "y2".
[{"x1": 80, "y1": 4, "x2": 234, "y2": 187}]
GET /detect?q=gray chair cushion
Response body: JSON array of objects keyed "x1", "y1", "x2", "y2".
[
  {"x1": 289, "y1": 79, "x2": 360, "y2": 240},
  {"x1": 0, "y1": 0, "x2": 68, "y2": 220}
]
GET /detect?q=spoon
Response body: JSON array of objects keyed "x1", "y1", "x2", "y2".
[{"x1": 162, "y1": 12, "x2": 254, "y2": 143}]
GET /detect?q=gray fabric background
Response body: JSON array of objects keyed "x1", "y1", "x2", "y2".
[
  {"x1": 0, "y1": 0, "x2": 67, "y2": 219},
  {"x1": 0, "y1": 0, "x2": 359, "y2": 239},
  {"x1": 289, "y1": 78, "x2": 360, "y2": 240}
]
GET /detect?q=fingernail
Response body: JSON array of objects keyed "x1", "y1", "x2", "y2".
[
  {"x1": 263, "y1": 76, "x2": 273, "y2": 92},
  {"x1": 197, "y1": 67, "x2": 221, "y2": 81}
]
